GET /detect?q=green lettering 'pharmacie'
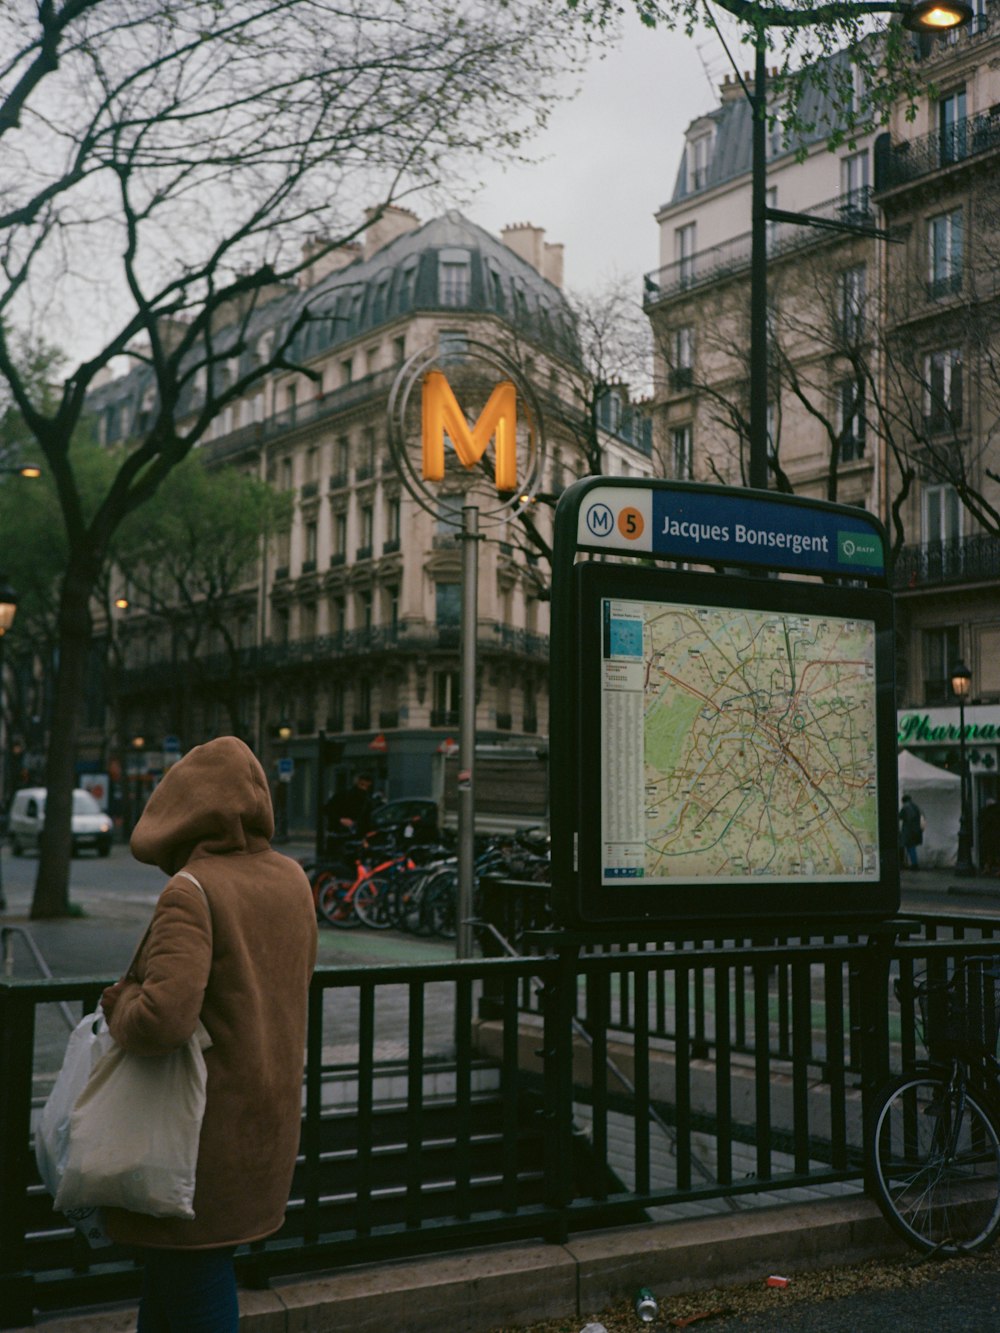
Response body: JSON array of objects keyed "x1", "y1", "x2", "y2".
[{"x1": 838, "y1": 530, "x2": 883, "y2": 566}]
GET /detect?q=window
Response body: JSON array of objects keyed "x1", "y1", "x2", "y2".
[
  {"x1": 393, "y1": 335, "x2": 406, "y2": 364},
  {"x1": 840, "y1": 151, "x2": 869, "y2": 212},
  {"x1": 672, "y1": 327, "x2": 694, "y2": 389},
  {"x1": 333, "y1": 436, "x2": 349, "y2": 483},
  {"x1": 433, "y1": 671, "x2": 460, "y2": 721},
  {"x1": 671, "y1": 425, "x2": 693, "y2": 480},
  {"x1": 365, "y1": 345, "x2": 379, "y2": 376},
  {"x1": 360, "y1": 426, "x2": 376, "y2": 477},
  {"x1": 834, "y1": 379, "x2": 866, "y2": 461},
  {"x1": 305, "y1": 446, "x2": 319, "y2": 484},
  {"x1": 923, "y1": 483, "x2": 962, "y2": 546},
  {"x1": 928, "y1": 209, "x2": 963, "y2": 298},
  {"x1": 328, "y1": 680, "x2": 344, "y2": 731},
  {"x1": 438, "y1": 250, "x2": 471, "y2": 306},
  {"x1": 304, "y1": 521, "x2": 318, "y2": 569},
  {"x1": 439, "y1": 328, "x2": 468, "y2": 356},
  {"x1": 436, "y1": 582, "x2": 461, "y2": 627},
  {"x1": 922, "y1": 625, "x2": 961, "y2": 705},
  {"x1": 923, "y1": 349, "x2": 963, "y2": 431},
  {"x1": 436, "y1": 493, "x2": 464, "y2": 536},
  {"x1": 332, "y1": 511, "x2": 347, "y2": 560},
  {"x1": 837, "y1": 265, "x2": 866, "y2": 342},
  {"x1": 939, "y1": 88, "x2": 967, "y2": 165},
  {"x1": 301, "y1": 602, "x2": 317, "y2": 640},
  {"x1": 285, "y1": 382, "x2": 297, "y2": 420},
  {"x1": 687, "y1": 132, "x2": 712, "y2": 192},
  {"x1": 359, "y1": 504, "x2": 373, "y2": 554},
  {"x1": 355, "y1": 677, "x2": 371, "y2": 730},
  {"x1": 385, "y1": 585, "x2": 399, "y2": 638},
  {"x1": 280, "y1": 457, "x2": 293, "y2": 490},
  {"x1": 358, "y1": 589, "x2": 373, "y2": 632},
  {"x1": 675, "y1": 223, "x2": 696, "y2": 286},
  {"x1": 340, "y1": 357, "x2": 353, "y2": 386},
  {"x1": 399, "y1": 261, "x2": 419, "y2": 310},
  {"x1": 385, "y1": 496, "x2": 401, "y2": 548},
  {"x1": 331, "y1": 595, "x2": 346, "y2": 638}
]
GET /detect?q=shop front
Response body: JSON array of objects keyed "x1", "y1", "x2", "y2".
[{"x1": 897, "y1": 705, "x2": 1000, "y2": 867}]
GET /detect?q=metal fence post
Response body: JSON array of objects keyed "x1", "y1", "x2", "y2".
[
  {"x1": 859, "y1": 930, "x2": 894, "y2": 1194},
  {"x1": 541, "y1": 946, "x2": 578, "y2": 1242},
  {"x1": 0, "y1": 985, "x2": 37, "y2": 1328}
]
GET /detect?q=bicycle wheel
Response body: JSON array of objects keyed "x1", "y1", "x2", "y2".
[
  {"x1": 869, "y1": 1071, "x2": 1000, "y2": 1255},
  {"x1": 316, "y1": 873, "x2": 361, "y2": 928},
  {"x1": 424, "y1": 868, "x2": 458, "y2": 940},
  {"x1": 353, "y1": 876, "x2": 395, "y2": 929}
]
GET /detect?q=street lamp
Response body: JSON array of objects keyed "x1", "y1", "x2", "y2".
[
  {"x1": 720, "y1": 0, "x2": 974, "y2": 488},
  {"x1": 950, "y1": 659, "x2": 974, "y2": 875},
  {"x1": 0, "y1": 578, "x2": 19, "y2": 912}
]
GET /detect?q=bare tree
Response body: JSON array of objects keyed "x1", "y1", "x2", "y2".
[{"x1": 0, "y1": 0, "x2": 589, "y2": 916}]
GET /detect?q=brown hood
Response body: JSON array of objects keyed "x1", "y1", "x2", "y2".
[{"x1": 130, "y1": 736, "x2": 274, "y2": 873}]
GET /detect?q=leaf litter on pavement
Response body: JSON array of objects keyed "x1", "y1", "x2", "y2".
[{"x1": 487, "y1": 1245, "x2": 1000, "y2": 1332}]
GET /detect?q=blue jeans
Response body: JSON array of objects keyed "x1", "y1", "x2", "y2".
[{"x1": 137, "y1": 1246, "x2": 239, "y2": 1333}]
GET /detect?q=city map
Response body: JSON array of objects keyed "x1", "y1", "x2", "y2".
[{"x1": 600, "y1": 597, "x2": 880, "y2": 884}]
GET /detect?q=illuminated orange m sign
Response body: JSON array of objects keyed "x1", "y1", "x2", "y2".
[{"x1": 421, "y1": 370, "x2": 518, "y2": 492}]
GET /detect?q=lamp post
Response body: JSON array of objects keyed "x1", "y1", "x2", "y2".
[
  {"x1": 950, "y1": 659, "x2": 975, "y2": 875},
  {"x1": 276, "y1": 723, "x2": 292, "y2": 842},
  {"x1": 719, "y1": 0, "x2": 973, "y2": 488},
  {"x1": 0, "y1": 579, "x2": 20, "y2": 913}
]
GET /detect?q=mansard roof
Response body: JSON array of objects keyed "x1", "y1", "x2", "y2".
[
  {"x1": 669, "y1": 48, "x2": 859, "y2": 205},
  {"x1": 88, "y1": 210, "x2": 580, "y2": 437}
]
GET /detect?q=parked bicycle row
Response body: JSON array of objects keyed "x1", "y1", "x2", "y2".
[{"x1": 299, "y1": 825, "x2": 550, "y2": 940}]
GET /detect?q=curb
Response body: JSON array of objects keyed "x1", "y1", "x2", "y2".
[{"x1": 14, "y1": 1195, "x2": 909, "y2": 1332}]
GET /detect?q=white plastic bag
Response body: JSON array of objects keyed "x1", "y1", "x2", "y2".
[
  {"x1": 35, "y1": 1008, "x2": 115, "y2": 1248},
  {"x1": 55, "y1": 1019, "x2": 212, "y2": 1220}
]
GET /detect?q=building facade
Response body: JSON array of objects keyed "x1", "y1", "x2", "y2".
[
  {"x1": 89, "y1": 209, "x2": 653, "y2": 831},
  {"x1": 644, "y1": 23, "x2": 1000, "y2": 855}
]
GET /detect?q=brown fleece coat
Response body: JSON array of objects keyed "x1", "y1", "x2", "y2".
[{"x1": 103, "y1": 736, "x2": 317, "y2": 1250}]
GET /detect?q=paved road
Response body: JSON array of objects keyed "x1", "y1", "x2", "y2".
[{"x1": 704, "y1": 1259, "x2": 1000, "y2": 1331}]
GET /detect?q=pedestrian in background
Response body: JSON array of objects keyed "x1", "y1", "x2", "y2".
[
  {"x1": 100, "y1": 737, "x2": 317, "y2": 1332},
  {"x1": 898, "y1": 793, "x2": 924, "y2": 870}
]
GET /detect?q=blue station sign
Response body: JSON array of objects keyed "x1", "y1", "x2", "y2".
[{"x1": 576, "y1": 482, "x2": 884, "y2": 578}]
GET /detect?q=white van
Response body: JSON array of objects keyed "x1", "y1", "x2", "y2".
[{"x1": 8, "y1": 787, "x2": 113, "y2": 857}]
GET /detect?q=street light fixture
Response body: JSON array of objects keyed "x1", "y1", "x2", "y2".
[
  {"x1": 0, "y1": 578, "x2": 19, "y2": 913},
  {"x1": 715, "y1": 0, "x2": 974, "y2": 487},
  {"x1": 950, "y1": 659, "x2": 975, "y2": 875}
]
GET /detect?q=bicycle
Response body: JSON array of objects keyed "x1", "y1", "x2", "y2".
[
  {"x1": 868, "y1": 954, "x2": 1000, "y2": 1255},
  {"x1": 313, "y1": 841, "x2": 416, "y2": 929}
]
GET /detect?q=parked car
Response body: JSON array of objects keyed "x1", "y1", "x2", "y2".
[
  {"x1": 7, "y1": 787, "x2": 113, "y2": 857},
  {"x1": 368, "y1": 797, "x2": 441, "y2": 845}
]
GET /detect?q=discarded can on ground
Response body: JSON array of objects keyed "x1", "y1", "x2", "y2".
[
  {"x1": 580, "y1": 1323, "x2": 608, "y2": 1333},
  {"x1": 634, "y1": 1287, "x2": 658, "y2": 1322},
  {"x1": 767, "y1": 1275, "x2": 790, "y2": 1288}
]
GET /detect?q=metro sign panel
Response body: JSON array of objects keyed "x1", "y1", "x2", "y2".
[{"x1": 420, "y1": 370, "x2": 518, "y2": 494}]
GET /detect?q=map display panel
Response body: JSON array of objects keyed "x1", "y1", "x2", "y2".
[{"x1": 600, "y1": 596, "x2": 879, "y2": 885}]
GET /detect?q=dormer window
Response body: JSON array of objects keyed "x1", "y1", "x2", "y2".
[{"x1": 687, "y1": 131, "x2": 713, "y2": 192}]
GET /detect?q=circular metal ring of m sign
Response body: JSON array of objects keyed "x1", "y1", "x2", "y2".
[{"x1": 386, "y1": 339, "x2": 545, "y2": 528}]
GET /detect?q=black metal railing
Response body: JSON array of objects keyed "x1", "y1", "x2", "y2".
[
  {"x1": 893, "y1": 533, "x2": 1000, "y2": 590},
  {"x1": 643, "y1": 188, "x2": 876, "y2": 306},
  {"x1": 880, "y1": 110, "x2": 1000, "y2": 190},
  {"x1": 4, "y1": 915, "x2": 1000, "y2": 1326}
]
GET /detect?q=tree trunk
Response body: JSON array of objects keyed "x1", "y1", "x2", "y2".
[{"x1": 31, "y1": 560, "x2": 95, "y2": 918}]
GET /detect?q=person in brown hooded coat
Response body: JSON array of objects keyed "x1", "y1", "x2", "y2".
[{"x1": 100, "y1": 736, "x2": 317, "y2": 1331}]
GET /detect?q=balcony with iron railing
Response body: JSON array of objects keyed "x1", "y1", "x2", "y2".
[
  {"x1": 878, "y1": 109, "x2": 1000, "y2": 192},
  {"x1": 893, "y1": 532, "x2": 1000, "y2": 590},
  {"x1": 643, "y1": 188, "x2": 876, "y2": 307},
  {"x1": 118, "y1": 624, "x2": 550, "y2": 695}
]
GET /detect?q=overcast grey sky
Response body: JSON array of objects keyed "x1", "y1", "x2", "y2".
[{"x1": 465, "y1": 15, "x2": 731, "y2": 297}]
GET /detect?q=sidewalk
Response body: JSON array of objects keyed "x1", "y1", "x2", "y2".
[{"x1": 10, "y1": 1194, "x2": 912, "y2": 1333}]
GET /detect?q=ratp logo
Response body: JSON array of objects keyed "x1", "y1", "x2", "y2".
[{"x1": 585, "y1": 503, "x2": 615, "y2": 538}]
